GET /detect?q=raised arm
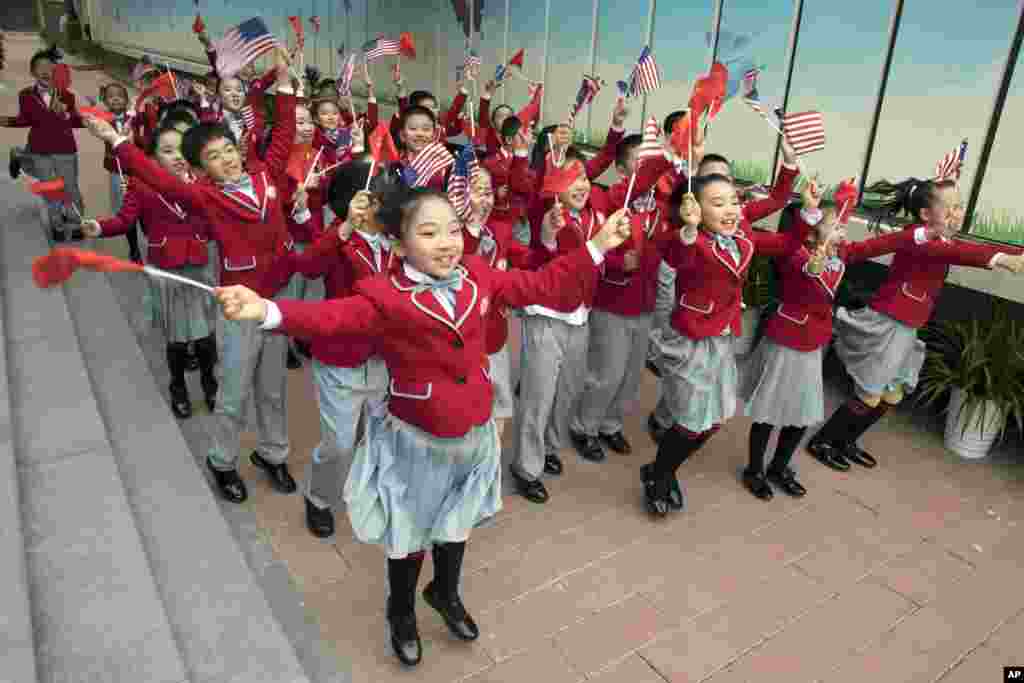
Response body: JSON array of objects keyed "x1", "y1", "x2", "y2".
[
  {"x1": 113, "y1": 142, "x2": 206, "y2": 213},
  {"x1": 95, "y1": 183, "x2": 145, "y2": 236},
  {"x1": 744, "y1": 163, "x2": 798, "y2": 224}
]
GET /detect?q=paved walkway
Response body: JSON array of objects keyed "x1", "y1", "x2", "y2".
[{"x1": 3, "y1": 32, "x2": 1023, "y2": 683}]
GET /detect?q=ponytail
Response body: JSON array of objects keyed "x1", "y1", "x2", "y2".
[{"x1": 864, "y1": 177, "x2": 956, "y2": 225}]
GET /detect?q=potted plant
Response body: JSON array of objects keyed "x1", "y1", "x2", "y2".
[
  {"x1": 735, "y1": 253, "x2": 776, "y2": 356},
  {"x1": 916, "y1": 307, "x2": 1024, "y2": 459}
]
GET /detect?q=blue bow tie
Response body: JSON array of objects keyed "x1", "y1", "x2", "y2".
[
  {"x1": 419, "y1": 272, "x2": 463, "y2": 293},
  {"x1": 712, "y1": 233, "x2": 741, "y2": 264},
  {"x1": 824, "y1": 256, "x2": 843, "y2": 272}
]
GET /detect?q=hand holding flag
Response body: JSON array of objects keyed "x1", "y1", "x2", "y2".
[
  {"x1": 832, "y1": 177, "x2": 858, "y2": 224},
  {"x1": 935, "y1": 139, "x2": 968, "y2": 182},
  {"x1": 447, "y1": 145, "x2": 479, "y2": 220},
  {"x1": 215, "y1": 18, "x2": 283, "y2": 79}
]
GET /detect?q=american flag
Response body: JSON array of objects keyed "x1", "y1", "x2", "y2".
[
  {"x1": 214, "y1": 18, "x2": 282, "y2": 78},
  {"x1": 636, "y1": 116, "x2": 662, "y2": 162},
  {"x1": 407, "y1": 142, "x2": 455, "y2": 188},
  {"x1": 363, "y1": 36, "x2": 402, "y2": 62},
  {"x1": 495, "y1": 63, "x2": 507, "y2": 82},
  {"x1": 742, "y1": 67, "x2": 759, "y2": 97},
  {"x1": 627, "y1": 46, "x2": 661, "y2": 97},
  {"x1": 935, "y1": 139, "x2": 968, "y2": 181},
  {"x1": 337, "y1": 54, "x2": 356, "y2": 96},
  {"x1": 240, "y1": 104, "x2": 256, "y2": 131},
  {"x1": 743, "y1": 89, "x2": 765, "y2": 116},
  {"x1": 781, "y1": 111, "x2": 825, "y2": 156},
  {"x1": 568, "y1": 75, "x2": 603, "y2": 127},
  {"x1": 447, "y1": 145, "x2": 479, "y2": 219},
  {"x1": 464, "y1": 50, "x2": 482, "y2": 74}
]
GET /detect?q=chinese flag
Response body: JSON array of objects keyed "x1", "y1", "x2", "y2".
[
  {"x1": 399, "y1": 32, "x2": 416, "y2": 59},
  {"x1": 669, "y1": 111, "x2": 694, "y2": 160},
  {"x1": 368, "y1": 121, "x2": 400, "y2": 165},
  {"x1": 508, "y1": 48, "x2": 524, "y2": 69},
  {"x1": 541, "y1": 158, "x2": 580, "y2": 195},
  {"x1": 144, "y1": 72, "x2": 177, "y2": 101},
  {"x1": 52, "y1": 64, "x2": 72, "y2": 91},
  {"x1": 834, "y1": 178, "x2": 858, "y2": 224},
  {"x1": 192, "y1": 14, "x2": 205, "y2": 34},
  {"x1": 79, "y1": 106, "x2": 114, "y2": 122},
  {"x1": 288, "y1": 16, "x2": 305, "y2": 47},
  {"x1": 287, "y1": 144, "x2": 314, "y2": 184},
  {"x1": 30, "y1": 178, "x2": 68, "y2": 202}
]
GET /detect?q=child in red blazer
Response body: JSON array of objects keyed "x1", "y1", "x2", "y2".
[
  {"x1": 1, "y1": 49, "x2": 85, "y2": 242},
  {"x1": 806, "y1": 178, "x2": 1024, "y2": 470},
  {"x1": 740, "y1": 198, "x2": 935, "y2": 501},
  {"x1": 644, "y1": 175, "x2": 805, "y2": 517},
  {"x1": 98, "y1": 82, "x2": 142, "y2": 262},
  {"x1": 397, "y1": 106, "x2": 452, "y2": 191},
  {"x1": 82, "y1": 124, "x2": 218, "y2": 419},
  {"x1": 214, "y1": 187, "x2": 632, "y2": 668},
  {"x1": 83, "y1": 48, "x2": 301, "y2": 506},
  {"x1": 390, "y1": 72, "x2": 468, "y2": 144},
  {"x1": 479, "y1": 115, "x2": 537, "y2": 238},
  {"x1": 278, "y1": 161, "x2": 393, "y2": 539}
]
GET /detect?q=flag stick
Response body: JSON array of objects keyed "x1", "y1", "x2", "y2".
[
  {"x1": 167, "y1": 65, "x2": 178, "y2": 99},
  {"x1": 302, "y1": 147, "x2": 324, "y2": 189},
  {"x1": 468, "y1": 98, "x2": 476, "y2": 142},
  {"x1": 143, "y1": 265, "x2": 216, "y2": 293},
  {"x1": 363, "y1": 157, "x2": 376, "y2": 191},
  {"x1": 115, "y1": 158, "x2": 126, "y2": 184},
  {"x1": 67, "y1": 201, "x2": 83, "y2": 221},
  {"x1": 623, "y1": 170, "x2": 638, "y2": 209},
  {"x1": 687, "y1": 126, "x2": 693, "y2": 195},
  {"x1": 745, "y1": 103, "x2": 810, "y2": 178}
]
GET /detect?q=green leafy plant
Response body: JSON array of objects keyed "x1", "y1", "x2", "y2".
[
  {"x1": 917, "y1": 306, "x2": 1024, "y2": 441},
  {"x1": 731, "y1": 159, "x2": 772, "y2": 187},
  {"x1": 969, "y1": 209, "x2": 1024, "y2": 246}
]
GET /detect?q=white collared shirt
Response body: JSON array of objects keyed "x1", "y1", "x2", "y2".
[{"x1": 402, "y1": 262, "x2": 457, "y2": 319}]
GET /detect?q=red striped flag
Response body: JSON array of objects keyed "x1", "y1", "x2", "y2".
[
  {"x1": 447, "y1": 145, "x2": 479, "y2": 219},
  {"x1": 781, "y1": 111, "x2": 825, "y2": 156},
  {"x1": 363, "y1": 36, "x2": 402, "y2": 62},
  {"x1": 628, "y1": 46, "x2": 661, "y2": 97},
  {"x1": 636, "y1": 116, "x2": 662, "y2": 161},
  {"x1": 214, "y1": 18, "x2": 282, "y2": 78},
  {"x1": 568, "y1": 75, "x2": 603, "y2": 128},
  {"x1": 337, "y1": 54, "x2": 356, "y2": 96},
  {"x1": 408, "y1": 142, "x2": 455, "y2": 188},
  {"x1": 935, "y1": 139, "x2": 968, "y2": 181}
]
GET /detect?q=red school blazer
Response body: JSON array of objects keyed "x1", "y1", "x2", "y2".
[
  {"x1": 5, "y1": 86, "x2": 83, "y2": 154},
  {"x1": 286, "y1": 222, "x2": 392, "y2": 367},
  {"x1": 868, "y1": 225, "x2": 1018, "y2": 329},
  {"x1": 481, "y1": 148, "x2": 536, "y2": 226},
  {"x1": 662, "y1": 227, "x2": 800, "y2": 341},
  {"x1": 762, "y1": 229, "x2": 921, "y2": 352},
  {"x1": 98, "y1": 178, "x2": 210, "y2": 269},
  {"x1": 273, "y1": 246, "x2": 600, "y2": 438},
  {"x1": 115, "y1": 93, "x2": 299, "y2": 297},
  {"x1": 594, "y1": 209, "x2": 676, "y2": 317}
]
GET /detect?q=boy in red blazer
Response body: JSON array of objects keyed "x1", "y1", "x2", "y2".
[
  {"x1": 1, "y1": 48, "x2": 85, "y2": 241},
  {"x1": 82, "y1": 48, "x2": 301, "y2": 505}
]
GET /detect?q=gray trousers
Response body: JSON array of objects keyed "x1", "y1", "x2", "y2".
[
  {"x1": 647, "y1": 260, "x2": 678, "y2": 366},
  {"x1": 573, "y1": 310, "x2": 653, "y2": 437},
  {"x1": 512, "y1": 315, "x2": 589, "y2": 481},
  {"x1": 208, "y1": 318, "x2": 289, "y2": 471},
  {"x1": 305, "y1": 357, "x2": 388, "y2": 509},
  {"x1": 27, "y1": 152, "x2": 82, "y2": 232}
]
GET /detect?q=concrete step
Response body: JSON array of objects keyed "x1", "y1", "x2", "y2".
[
  {"x1": 0, "y1": 185, "x2": 189, "y2": 683},
  {"x1": 62, "y1": 258, "x2": 313, "y2": 683},
  {"x1": 0, "y1": 209, "x2": 37, "y2": 683}
]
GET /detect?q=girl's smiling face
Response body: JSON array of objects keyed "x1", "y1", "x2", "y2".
[
  {"x1": 557, "y1": 161, "x2": 591, "y2": 212},
  {"x1": 295, "y1": 105, "x2": 316, "y2": 144},
  {"x1": 154, "y1": 129, "x2": 188, "y2": 178},
  {"x1": 218, "y1": 77, "x2": 245, "y2": 111},
  {"x1": 394, "y1": 196, "x2": 465, "y2": 279},
  {"x1": 922, "y1": 184, "x2": 964, "y2": 237},
  {"x1": 468, "y1": 169, "x2": 494, "y2": 222},
  {"x1": 316, "y1": 101, "x2": 341, "y2": 131},
  {"x1": 401, "y1": 112, "x2": 436, "y2": 154}
]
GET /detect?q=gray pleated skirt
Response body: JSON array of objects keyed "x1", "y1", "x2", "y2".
[
  {"x1": 144, "y1": 263, "x2": 215, "y2": 344},
  {"x1": 741, "y1": 339, "x2": 825, "y2": 427},
  {"x1": 658, "y1": 327, "x2": 738, "y2": 433},
  {"x1": 834, "y1": 306, "x2": 925, "y2": 396},
  {"x1": 343, "y1": 410, "x2": 503, "y2": 559}
]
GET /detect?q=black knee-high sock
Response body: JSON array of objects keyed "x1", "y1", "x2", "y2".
[
  {"x1": 812, "y1": 399, "x2": 870, "y2": 446},
  {"x1": 654, "y1": 427, "x2": 712, "y2": 484},
  {"x1": 769, "y1": 425, "x2": 807, "y2": 473},
  {"x1": 748, "y1": 422, "x2": 774, "y2": 474},
  {"x1": 432, "y1": 541, "x2": 466, "y2": 599},
  {"x1": 125, "y1": 223, "x2": 140, "y2": 258},
  {"x1": 845, "y1": 403, "x2": 890, "y2": 446},
  {"x1": 194, "y1": 335, "x2": 218, "y2": 381},
  {"x1": 387, "y1": 553, "x2": 424, "y2": 617},
  {"x1": 166, "y1": 343, "x2": 187, "y2": 388}
]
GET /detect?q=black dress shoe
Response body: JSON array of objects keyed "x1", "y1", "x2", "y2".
[
  {"x1": 645, "y1": 359, "x2": 662, "y2": 377},
  {"x1": 387, "y1": 609, "x2": 422, "y2": 666},
  {"x1": 543, "y1": 453, "x2": 563, "y2": 476},
  {"x1": 842, "y1": 443, "x2": 878, "y2": 468},
  {"x1": 806, "y1": 440, "x2": 851, "y2": 472},
  {"x1": 250, "y1": 452, "x2": 297, "y2": 493},
  {"x1": 510, "y1": 468, "x2": 549, "y2": 503},
  {"x1": 599, "y1": 431, "x2": 632, "y2": 455},
  {"x1": 129, "y1": 249, "x2": 143, "y2": 264},
  {"x1": 207, "y1": 461, "x2": 248, "y2": 503},
  {"x1": 743, "y1": 468, "x2": 774, "y2": 501},
  {"x1": 200, "y1": 375, "x2": 218, "y2": 412},
  {"x1": 423, "y1": 582, "x2": 479, "y2": 641},
  {"x1": 570, "y1": 431, "x2": 606, "y2": 462},
  {"x1": 305, "y1": 497, "x2": 335, "y2": 537},
  {"x1": 767, "y1": 467, "x2": 807, "y2": 497},
  {"x1": 169, "y1": 382, "x2": 192, "y2": 419},
  {"x1": 9, "y1": 149, "x2": 21, "y2": 179},
  {"x1": 286, "y1": 349, "x2": 302, "y2": 369},
  {"x1": 641, "y1": 463, "x2": 669, "y2": 517},
  {"x1": 647, "y1": 414, "x2": 668, "y2": 445}
]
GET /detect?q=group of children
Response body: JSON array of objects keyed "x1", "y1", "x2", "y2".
[{"x1": 6, "y1": 31, "x2": 1024, "y2": 668}]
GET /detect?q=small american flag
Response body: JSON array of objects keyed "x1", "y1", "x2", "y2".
[
  {"x1": 782, "y1": 111, "x2": 825, "y2": 156},
  {"x1": 627, "y1": 46, "x2": 661, "y2": 97},
  {"x1": 495, "y1": 64, "x2": 507, "y2": 83},
  {"x1": 568, "y1": 75, "x2": 603, "y2": 127},
  {"x1": 935, "y1": 139, "x2": 968, "y2": 181},
  {"x1": 464, "y1": 50, "x2": 482, "y2": 74},
  {"x1": 363, "y1": 36, "x2": 402, "y2": 62},
  {"x1": 214, "y1": 18, "x2": 282, "y2": 78},
  {"x1": 337, "y1": 54, "x2": 356, "y2": 96},
  {"x1": 447, "y1": 145, "x2": 479, "y2": 219},
  {"x1": 636, "y1": 116, "x2": 662, "y2": 161},
  {"x1": 240, "y1": 104, "x2": 256, "y2": 131},
  {"x1": 407, "y1": 142, "x2": 455, "y2": 188},
  {"x1": 743, "y1": 89, "x2": 765, "y2": 116}
]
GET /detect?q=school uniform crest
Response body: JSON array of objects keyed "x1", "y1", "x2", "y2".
[
  {"x1": 480, "y1": 296, "x2": 490, "y2": 316},
  {"x1": 265, "y1": 184, "x2": 277, "y2": 201},
  {"x1": 497, "y1": 258, "x2": 508, "y2": 271}
]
